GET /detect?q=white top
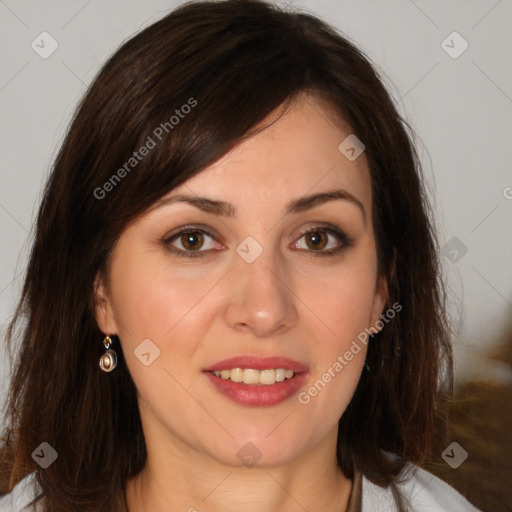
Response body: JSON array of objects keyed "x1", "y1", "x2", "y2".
[
  {"x1": 362, "y1": 463, "x2": 481, "y2": 511},
  {"x1": 0, "y1": 464, "x2": 482, "y2": 511}
]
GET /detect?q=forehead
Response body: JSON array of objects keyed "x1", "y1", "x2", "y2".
[{"x1": 163, "y1": 94, "x2": 372, "y2": 213}]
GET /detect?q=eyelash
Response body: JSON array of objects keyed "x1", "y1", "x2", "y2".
[{"x1": 162, "y1": 224, "x2": 355, "y2": 259}]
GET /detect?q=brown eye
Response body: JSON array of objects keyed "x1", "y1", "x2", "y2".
[
  {"x1": 180, "y1": 232, "x2": 205, "y2": 251},
  {"x1": 293, "y1": 225, "x2": 355, "y2": 256},
  {"x1": 304, "y1": 231, "x2": 328, "y2": 251},
  {"x1": 163, "y1": 227, "x2": 220, "y2": 258}
]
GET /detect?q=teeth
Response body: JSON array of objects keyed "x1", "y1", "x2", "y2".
[
  {"x1": 259, "y1": 369, "x2": 276, "y2": 385},
  {"x1": 243, "y1": 369, "x2": 260, "y2": 384},
  {"x1": 211, "y1": 368, "x2": 296, "y2": 385},
  {"x1": 275, "y1": 368, "x2": 286, "y2": 382},
  {"x1": 230, "y1": 368, "x2": 243, "y2": 383}
]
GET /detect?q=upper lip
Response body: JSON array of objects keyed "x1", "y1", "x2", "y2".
[{"x1": 203, "y1": 356, "x2": 309, "y2": 373}]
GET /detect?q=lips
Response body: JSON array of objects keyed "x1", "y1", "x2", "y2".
[
  {"x1": 203, "y1": 356, "x2": 309, "y2": 373},
  {"x1": 203, "y1": 356, "x2": 309, "y2": 407}
]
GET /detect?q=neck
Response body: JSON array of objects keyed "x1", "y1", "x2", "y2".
[{"x1": 125, "y1": 429, "x2": 352, "y2": 512}]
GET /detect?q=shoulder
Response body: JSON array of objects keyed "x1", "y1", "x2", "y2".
[
  {"x1": 362, "y1": 462, "x2": 482, "y2": 512},
  {"x1": 0, "y1": 473, "x2": 44, "y2": 512}
]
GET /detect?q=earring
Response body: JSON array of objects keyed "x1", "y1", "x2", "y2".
[{"x1": 99, "y1": 335, "x2": 117, "y2": 372}]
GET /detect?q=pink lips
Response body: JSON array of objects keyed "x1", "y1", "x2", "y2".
[
  {"x1": 203, "y1": 356, "x2": 309, "y2": 373},
  {"x1": 203, "y1": 356, "x2": 309, "y2": 407}
]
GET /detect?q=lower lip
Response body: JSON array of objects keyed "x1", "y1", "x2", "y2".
[{"x1": 204, "y1": 371, "x2": 308, "y2": 407}]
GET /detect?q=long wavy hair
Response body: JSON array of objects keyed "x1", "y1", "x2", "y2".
[{"x1": 0, "y1": 1, "x2": 452, "y2": 510}]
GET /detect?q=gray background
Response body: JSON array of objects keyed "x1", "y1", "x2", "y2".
[{"x1": 1, "y1": 0, "x2": 511, "y2": 409}]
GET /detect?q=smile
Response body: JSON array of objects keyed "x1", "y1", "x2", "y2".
[{"x1": 210, "y1": 368, "x2": 295, "y2": 385}]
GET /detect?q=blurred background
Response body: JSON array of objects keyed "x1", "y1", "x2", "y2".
[{"x1": 0, "y1": 1, "x2": 511, "y2": 510}]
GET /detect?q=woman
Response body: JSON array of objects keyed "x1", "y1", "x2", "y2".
[{"x1": 0, "y1": 0, "x2": 482, "y2": 510}]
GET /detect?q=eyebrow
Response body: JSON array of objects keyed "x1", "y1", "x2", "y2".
[{"x1": 151, "y1": 188, "x2": 365, "y2": 221}]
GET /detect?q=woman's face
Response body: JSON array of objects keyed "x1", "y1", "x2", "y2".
[{"x1": 95, "y1": 94, "x2": 387, "y2": 468}]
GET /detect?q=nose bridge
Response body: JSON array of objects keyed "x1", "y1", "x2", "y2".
[{"x1": 223, "y1": 236, "x2": 298, "y2": 337}]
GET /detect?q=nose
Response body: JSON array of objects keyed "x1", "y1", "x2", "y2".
[{"x1": 223, "y1": 246, "x2": 299, "y2": 338}]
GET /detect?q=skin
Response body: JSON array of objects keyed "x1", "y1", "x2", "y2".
[{"x1": 95, "y1": 93, "x2": 388, "y2": 512}]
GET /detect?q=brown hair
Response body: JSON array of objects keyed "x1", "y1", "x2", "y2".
[{"x1": 1, "y1": 1, "x2": 452, "y2": 510}]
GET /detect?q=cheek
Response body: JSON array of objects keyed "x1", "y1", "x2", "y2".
[
  {"x1": 108, "y1": 254, "x2": 226, "y2": 401},
  {"x1": 109, "y1": 252, "x2": 210, "y2": 342},
  {"x1": 302, "y1": 263, "x2": 379, "y2": 345},
  {"x1": 109, "y1": 262, "x2": 214, "y2": 421},
  {"x1": 315, "y1": 285, "x2": 375, "y2": 333},
  {"x1": 294, "y1": 256, "x2": 377, "y2": 415}
]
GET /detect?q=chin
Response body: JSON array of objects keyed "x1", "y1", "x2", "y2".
[{"x1": 199, "y1": 430, "x2": 308, "y2": 469}]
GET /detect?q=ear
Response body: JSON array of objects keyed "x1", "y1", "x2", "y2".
[
  {"x1": 93, "y1": 271, "x2": 118, "y2": 335},
  {"x1": 370, "y1": 249, "x2": 396, "y2": 329},
  {"x1": 369, "y1": 274, "x2": 389, "y2": 330}
]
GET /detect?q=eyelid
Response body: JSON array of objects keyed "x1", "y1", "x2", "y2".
[{"x1": 162, "y1": 224, "x2": 223, "y2": 244}]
